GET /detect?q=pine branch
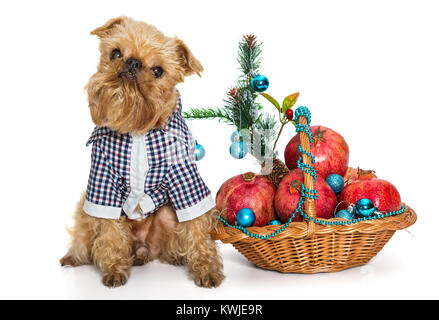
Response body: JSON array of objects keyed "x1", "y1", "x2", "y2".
[
  {"x1": 255, "y1": 112, "x2": 278, "y2": 133},
  {"x1": 183, "y1": 107, "x2": 234, "y2": 125},
  {"x1": 238, "y1": 34, "x2": 262, "y2": 77}
]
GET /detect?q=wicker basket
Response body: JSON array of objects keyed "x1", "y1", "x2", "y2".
[{"x1": 210, "y1": 113, "x2": 417, "y2": 273}]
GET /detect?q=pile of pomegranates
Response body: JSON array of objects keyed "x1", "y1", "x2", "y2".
[{"x1": 216, "y1": 124, "x2": 403, "y2": 226}]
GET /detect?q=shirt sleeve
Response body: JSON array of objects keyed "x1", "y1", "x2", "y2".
[
  {"x1": 83, "y1": 139, "x2": 125, "y2": 219},
  {"x1": 166, "y1": 161, "x2": 215, "y2": 222}
]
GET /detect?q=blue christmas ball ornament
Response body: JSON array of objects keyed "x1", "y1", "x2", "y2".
[
  {"x1": 355, "y1": 198, "x2": 376, "y2": 217},
  {"x1": 251, "y1": 74, "x2": 269, "y2": 92},
  {"x1": 194, "y1": 141, "x2": 205, "y2": 161},
  {"x1": 236, "y1": 208, "x2": 256, "y2": 227},
  {"x1": 325, "y1": 174, "x2": 345, "y2": 194},
  {"x1": 267, "y1": 219, "x2": 282, "y2": 226},
  {"x1": 335, "y1": 209, "x2": 354, "y2": 220},
  {"x1": 230, "y1": 130, "x2": 243, "y2": 142},
  {"x1": 229, "y1": 141, "x2": 248, "y2": 159}
]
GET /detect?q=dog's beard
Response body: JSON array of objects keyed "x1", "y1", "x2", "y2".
[{"x1": 87, "y1": 72, "x2": 161, "y2": 134}]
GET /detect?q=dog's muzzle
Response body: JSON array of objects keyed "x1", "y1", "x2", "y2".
[{"x1": 119, "y1": 57, "x2": 142, "y2": 80}]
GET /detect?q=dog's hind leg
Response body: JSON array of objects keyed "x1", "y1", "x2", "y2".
[
  {"x1": 154, "y1": 205, "x2": 185, "y2": 266},
  {"x1": 60, "y1": 193, "x2": 95, "y2": 267}
]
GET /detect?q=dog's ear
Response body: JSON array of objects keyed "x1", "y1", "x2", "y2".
[
  {"x1": 174, "y1": 38, "x2": 204, "y2": 77},
  {"x1": 91, "y1": 16, "x2": 127, "y2": 38}
]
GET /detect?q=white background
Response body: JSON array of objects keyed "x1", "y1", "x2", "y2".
[{"x1": 0, "y1": 0, "x2": 437, "y2": 299}]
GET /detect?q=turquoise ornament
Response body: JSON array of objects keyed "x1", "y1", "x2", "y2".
[
  {"x1": 194, "y1": 141, "x2": 206, "y2": 161},
  {"x1": 236, "y1": 208, "x2": 256, "y2": 227},
  {"x1": 355, "y1": 198, "x2": 376, "y2": 217},
  {"x1": 230, "y1": 130, "x2": 243, "y2": 142},
  {"x1": 325, "y1": 174, "x2": 345, "y2": 194},
  {"x1": 229, "y1": 141, "x2": 248, "y2": 159},
  {"x1": 251, "y1": 74, "x2": 269, "y2": 92},
  {"x1": 267, "y1": 219, "x2": 282, "y2": 226},
  {"x1": 335, "y1": 209, "x2": 354, "y2": 220}
]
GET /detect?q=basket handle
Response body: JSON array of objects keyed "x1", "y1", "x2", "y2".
[{"x1": 298, "y1": 115, "x2": 317, "y2": 238}]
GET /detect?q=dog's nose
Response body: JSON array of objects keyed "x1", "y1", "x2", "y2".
[{"x1": 126, "y1": 57, "x2": 142, "y2": 71}]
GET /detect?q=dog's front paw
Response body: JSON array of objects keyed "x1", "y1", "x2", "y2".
[
  {"x1": 161, "y1": 253, "x2": 187, "y2": 266},
  {"x1": 102, "y1": 271, "x2": 129, "y2": 288},
  {"x1": 192, "y1": 270, "x2": 225, "y2": 288}
]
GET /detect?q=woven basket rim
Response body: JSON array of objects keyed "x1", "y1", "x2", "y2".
[{"x1": 211, "y1": 203, "x2": 417, "y2": 244}]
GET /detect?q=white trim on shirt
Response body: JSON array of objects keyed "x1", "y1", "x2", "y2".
[
  {"x1": 83, "y1": 199, "x2": 122, "y2": 220},
  {"x1": 122, "y1": 133, "x2": 149, "y2": 220},
  {"x1": 175, "y1": 194, "x2": 215, "y2": 222}
]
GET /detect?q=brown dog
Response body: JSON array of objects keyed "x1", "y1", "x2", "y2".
[{"x1": 60, "y1": 16, "x2": 224, "y2": 288}]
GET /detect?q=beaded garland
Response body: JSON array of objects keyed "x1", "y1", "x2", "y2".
[{"x1": 216, "y1": 106, "x2": 406, "y2": 240}]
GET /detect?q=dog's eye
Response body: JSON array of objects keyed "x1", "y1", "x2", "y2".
[
  {"x1": 110, "y1": 49, "x2": 122, "y2": 60},
  {"x1": 151, "y1": 66, "x2": 164, "y2": 78}
]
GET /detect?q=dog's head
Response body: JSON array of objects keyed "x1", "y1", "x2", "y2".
[{"x1": 86, "y1": 16, "x2": 203, "y2": 134}]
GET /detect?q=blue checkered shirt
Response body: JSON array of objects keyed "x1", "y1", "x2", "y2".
[{"x1": 82, "y1": 95, "x2": 214, "y2": 221}]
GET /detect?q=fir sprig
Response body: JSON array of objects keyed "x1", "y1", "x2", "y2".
[
  {"x1": 182, "y1": 107, "x2": 234, "y2": 125},
  {"x1": 239, "y1": 34, "x2": 262, "y2": 77}
]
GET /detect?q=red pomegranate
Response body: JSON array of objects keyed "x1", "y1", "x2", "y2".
[
  {"x1": 274, "y1": 169, "x2": 338, "y2": 222},
  {"x1": 216, "y1": 172, "x2": 276, "y2": 227},
  {"x1": 344, "y1": 167, "x2": 377, "y2": 185},
  {"x1": 284, "y1": 126, "x2": 349, "y2": 179},
  {"x1": 339, "y1": 179, "x2": 401, "y2": 214}
]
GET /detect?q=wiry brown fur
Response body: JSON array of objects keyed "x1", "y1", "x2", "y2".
[{"x1": 60, "y1": 17, "x2": 224, "y2": 288}]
